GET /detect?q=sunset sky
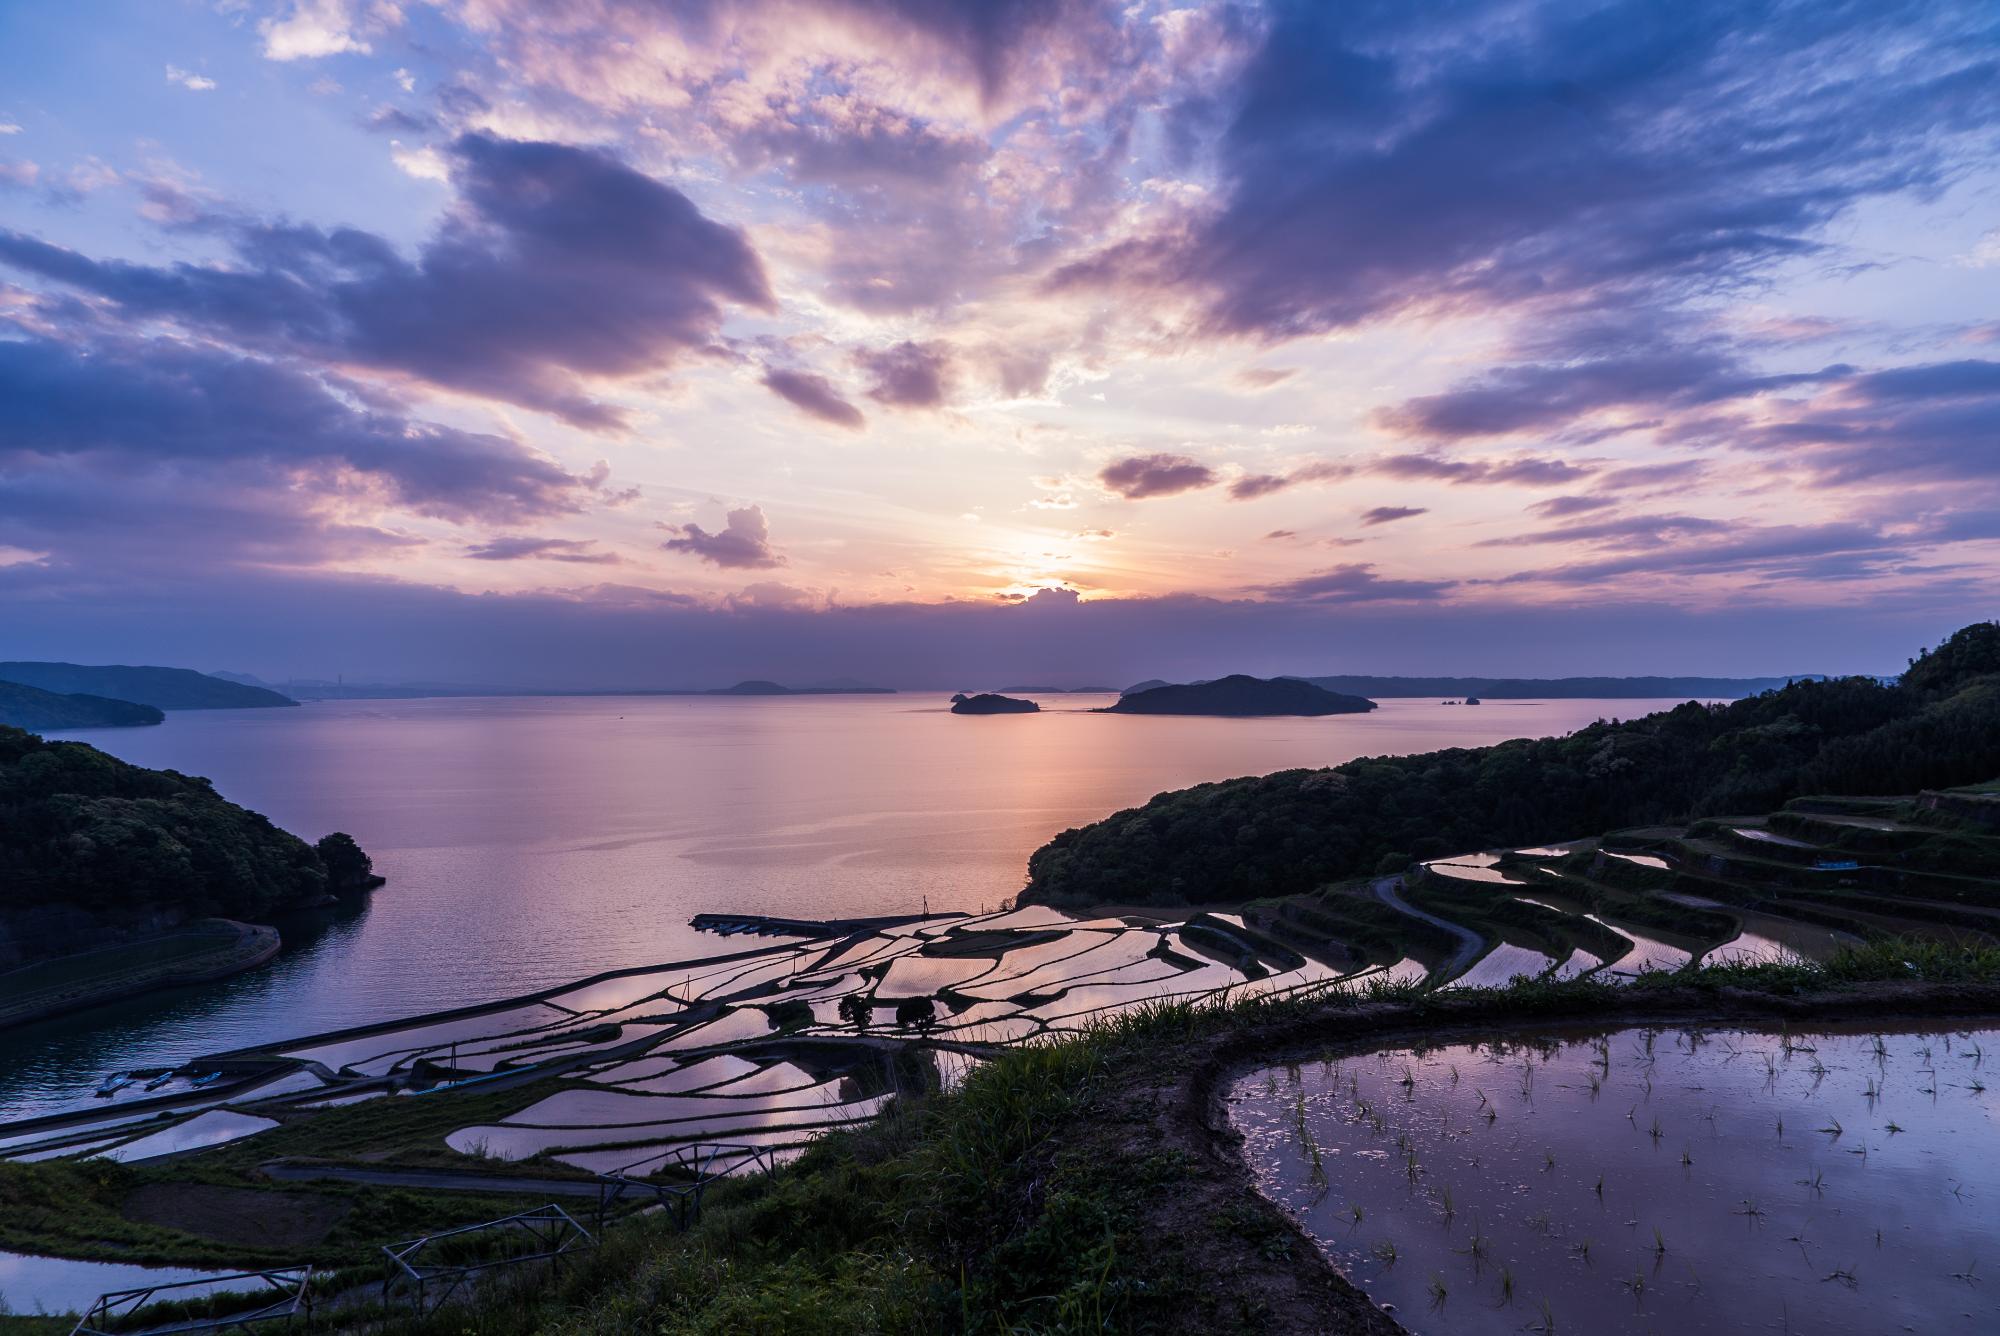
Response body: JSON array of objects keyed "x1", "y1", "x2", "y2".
[{"x1": 2, "y1": 0, "x2": 1997, "y2": 686}]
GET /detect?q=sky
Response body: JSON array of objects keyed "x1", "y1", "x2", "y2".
[{"x1": 1, "y1": 0, "x2": 1997, "y2": 687}]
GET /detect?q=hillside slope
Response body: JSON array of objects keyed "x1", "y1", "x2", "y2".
[
  {"x1": 1024, "y1": 623, "x2": 2000, "y2": 907},
  {"x1": 0, "y1": 727, "x2": 377, "y2": 975},
  {"x1": 0, "y1": 662, "x2": 296, "y2": 710},
  {"x1": 0, "y1": 682, "x2": 163, "y2": 731}
]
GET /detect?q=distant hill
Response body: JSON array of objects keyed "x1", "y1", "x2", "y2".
[
  {"x1": 1101, "y1": 675, "x2": 1376, "y2": 718},
  {"x1": 0, "y1": 682, "x2": 164, "y2": 731},
  {"x1": 996, "y1": 686, "x2": 1119, "y2": 695},
  {"x1": 0, "y1": 662, "x2": 296, "y2": 710},
  {"x1": 1299, "y1": 674, "x2": 1816, "y2": 699},
  {"x1": 707, "y1": 680, "x2": 895, "y2": 696},
  {"x1": 951, "y1": 693, "x2": 1040, "y2": 715}
]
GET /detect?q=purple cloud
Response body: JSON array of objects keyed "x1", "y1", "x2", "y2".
[
  {"x1": 1099, "y1": 453, "x2": 1219, "y2": 499},
  {"x1": 661, "y1": 505, "x2": 785, "y2": 569},
  {"x1": 1360, "y1": 505, "x2": 1427, "y2": 526},
  {"x1": 0, "y1": 133, "x2": 774, "y2": 429},
  {"x1": 1058, "y1": 4, "x2": 1997, "y2": 347},
  {"x1": 464, "y1": 536, "x2": 620, "y2": 564},
  {"x1": 0, "y1": 332, "x2": 588, "y2": 524},
  {"x1": 1257, "y1": 563, "x2": 1452, "y2": 604},
  {"x1": 762, "y1": 369, "x2": 866, "y2": 429},
  {"x1": 859, "y1": 341, "x2": 952, "y2": 407}
]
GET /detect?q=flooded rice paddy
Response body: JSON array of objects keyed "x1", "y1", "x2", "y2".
[
  {"x1": 1, "y1": 905, "x2": 1366, "y2": 1191},
  {"x1": 1231, "y1": 1025, "x2": 2000, "y2": 1334}
]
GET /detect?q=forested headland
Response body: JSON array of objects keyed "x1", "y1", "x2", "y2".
[{"x1": 1024, "y1": 623, "x2": 2000, "y2": 907}]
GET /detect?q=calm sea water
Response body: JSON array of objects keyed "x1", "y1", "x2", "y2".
[{"x1": 1, "y1": 693, "x2": 1693, "y2": 1121}]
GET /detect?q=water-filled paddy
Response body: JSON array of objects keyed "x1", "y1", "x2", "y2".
[{"x1": 1231, "y1": 1025, "x2": 2000, "y2": 1335}]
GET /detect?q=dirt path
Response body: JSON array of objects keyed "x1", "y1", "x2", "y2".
[
  {"x1": 261, "y1": 1162, "x2": 600, "y2": 1198},
  {"x1": 1372, "y1": 874, "x2": 1482, "y2": 978}
]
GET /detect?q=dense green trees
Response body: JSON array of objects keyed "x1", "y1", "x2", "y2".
[
  {"x1": 0, "y1": 725, "x2": 375, "y2": 930},
  {"x1": 1023, "y1": 624, "x2": 2000, "y2": 907}
]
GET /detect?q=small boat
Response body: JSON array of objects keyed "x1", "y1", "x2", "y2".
[
  {"x1": 143, "y1": 1071, "x2": 176, "y2": 1091},
  {"x1": 95, "y1": 1073, "x2": 134, "y2": 1098},
  {"x1": 190, "y1": 1071, "x2": 224, "y2": 1088}
]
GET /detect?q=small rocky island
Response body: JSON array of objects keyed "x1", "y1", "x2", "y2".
[
  {"x1": 1099, "y1": 674, "x2": 1377, "y2": 717},
  {"x1": 951, "y1": 692, "x2": 1040, "y2": 715}
]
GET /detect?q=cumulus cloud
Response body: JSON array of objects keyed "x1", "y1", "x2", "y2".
[
  {"x1": 0, "y1": 133, "x2": 774, "y2": 429},
  {"x1": 859, "y1": 340, "x2": 952, "y2": 407},
  {"x1": 762, "y1": 368, "x2": 866, "y2": 429},
  {"x1": 260, "y1": 0, "x2": 378, "y2": 61},
  {"x1": 165, "y1": 66, "x2": 217, "y2": 92},
  {"x1": 1098, "y1": 452, "x2": 1217, "y2": 499},
  {"x1": 661, "y1": 505, "x2": 786, "y2": 569}
]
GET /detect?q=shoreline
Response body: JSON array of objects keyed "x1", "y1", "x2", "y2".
[{"x1": 0, "y1": 921, "x2": 281, "y2": 1034}]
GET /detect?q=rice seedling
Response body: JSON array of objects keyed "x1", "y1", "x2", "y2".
[
  {"x1": 1498, "y1": 1265, "x2": 1515, "y2": 1304},
  {"x1": 1537, "y1": 1297, "x2": 1557, "y2": 1333},
  {"x1": 1593, "y1": 1174, "x2": 1604, "y2": 1199},
  {"x1": 1819, "y1": 1117, "x2": 1843, "y2": 1138},
  {"x1": 1620, "y1": 1272, "x2": 1647, "y2": 1300},
  {"x1": 1348, "y1": 1202, "x2": 1364, "y2": 1229},
  {"x1": 1427, "y1": 1274, "x2": 1448, "y2": 1309},
  {"x1": 1544, "y1": 1149, "x2": 1557, "y2": 1172},
  {"x1": 1653, "y1": 1226, "x2": 1668, "y2": 1259},
  {"x1": 1823, "y1": 1265, "x2": 1858, "y2": 1288},
  {"x1": 1371, "y1": 1239, "x2": 1399, "y2": 1265},
  {"x1": 1680, "y1": 1147, "x2": 1693, "y2": 1166},
  {"x1": 1735, "y1": 1198, "x2": 1764, "y2": 1219},
  {"x1": 1438, "y1": 1183, "x2": 1455, "y2": 1222},
  {"x1": 1649, "y1": 1115, "x2": 1663, "y2": 1142},
  {"x1": 1571, "y1": 1239, "x2": 1593, "y2": 1262}
]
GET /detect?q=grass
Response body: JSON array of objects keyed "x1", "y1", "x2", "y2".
[{"x1": 5, "y1": 940, "x2": 1997, "y2": 1335}]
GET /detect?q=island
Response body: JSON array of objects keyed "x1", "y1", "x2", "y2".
[
  {"x1": 950, "y1": 692, "x2": 1040, "y2": 715},
  {"x1": 1099, "y1": 674, "x2": 1377, "y2": 717},
  {"x1": 0, "y1": 661, "x2": 297, "y2": 709},
  {"x1": 0, "y1": 680, "x2": 164, "y2": 731},
  {"x1": 0, "y1": 724, "x2": 382, "y2": 1028}
]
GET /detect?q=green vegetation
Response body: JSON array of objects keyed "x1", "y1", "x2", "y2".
[
  {"x1": 1026, "y1": 623, "x2": 2000, "y2": 906},
  {"x1": 0, "y1": 728, "x2": 380, "y2": 1018},
  {"x1": 0, "y1": 727, "x2": 371, "y2": 930},
  {"x1": 0, "y1": 682, "x2": 162, "y2": 731},
  {"x1": 0, "y1": 663, "x2": 295, "y2": 710}
]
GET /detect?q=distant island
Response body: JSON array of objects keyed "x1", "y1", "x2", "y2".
[
  {"x1": 951, "y1": 692, "x2": 1040, "y2": 715},
  {"x1": 0, "y1": 681, "x2": 164, "y2": 731},
  {"x1": 0, "y1": 662, "x2": 297, "y2": 709},
  {"x1": 0, "y1": 725, "x2": 382, "y2": 1027},
  {"x1": 708, "y1": 680, "x2": 895, "y2": 696},
  {"x1": 1117, "y1": 673, "x2": 1818, "y2": 700},
  {"x1": 1026, "y1": 622, "x2": 2000, "y2": 907},
  {"x1": 1101, "y1": 675, "x2": 1377, "y2": 717},
  {"x1": 994, "y1": 685, "x2": 1118, "y2": 695},
  {"x1": 1299, "y1": 673, "x2": 1818, "y2": 699},
  {"x1": 212, "y1": 671, "x2": 896, "y2": 699}
]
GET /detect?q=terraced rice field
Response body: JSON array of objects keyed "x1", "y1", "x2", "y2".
[{"x1": 0, "y1": 905, "x2": 1362, "y2": 1177}]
